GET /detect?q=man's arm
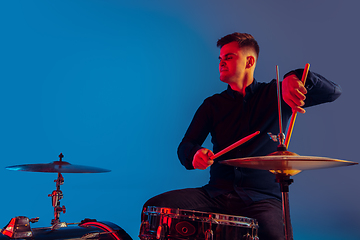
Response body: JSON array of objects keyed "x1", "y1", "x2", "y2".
[{"x1": 177, "y1": 100, "x2": 214, "y2": 170}]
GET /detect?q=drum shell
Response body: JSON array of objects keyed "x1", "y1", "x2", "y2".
[
  {"x1": 140, "y1": 206, "x2": 258, "y2": 240},
  {"x1": 0, "y1": 220, "x2": 132, "y2": 240}
]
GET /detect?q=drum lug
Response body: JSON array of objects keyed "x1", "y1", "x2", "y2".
[
  {"x1": 244, "y1": 232, "x2": 259, "y2": 240},
  {"x1": 205, "y1": 229, "x2": 213, "y2": 240},
  {"x1": 156, "y1": 224, "x2": 168, "y2": 240},
  {"x1": 139, "y1": 220, "x2": 150, "y2": 239},
  {"x1": 252, "y1": 222, "x2": 259, "y2": 240}
]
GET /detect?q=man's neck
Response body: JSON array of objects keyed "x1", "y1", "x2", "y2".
[{"x1": 229, "y1": 77, "x2": 254, "y2": 96}]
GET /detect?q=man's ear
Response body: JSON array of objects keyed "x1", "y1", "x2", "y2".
[{"x1": 246, "y1": 55, "x2": 255, "y2": 68}]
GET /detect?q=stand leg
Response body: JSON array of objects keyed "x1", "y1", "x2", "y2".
[
  {"x1": 276, "y1": 174, "x2": 294, "y2": 240},
  {"x1": 282, "y1": 191, "x2": 293, "y2": 240}
]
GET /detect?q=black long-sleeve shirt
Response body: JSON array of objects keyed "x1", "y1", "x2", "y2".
[{"x1": 177, "y1": 69, "x2": 342, "y2": 205}]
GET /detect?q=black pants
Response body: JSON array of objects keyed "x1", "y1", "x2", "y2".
[{"x1": 142, "y1": 187, "x2": 285, "y2": 240}]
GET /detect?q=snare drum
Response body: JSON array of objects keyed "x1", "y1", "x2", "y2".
[{"x1": 139, "y1": 206, "x2": 259, "y2": 240}]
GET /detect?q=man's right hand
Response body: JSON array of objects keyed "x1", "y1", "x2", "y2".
[
  {"x1": 282, "y1": 73, "x2": 307, "y2": 113},
  {"x1": 192, "y1": 148, "x2": 214, "y2": 170}
]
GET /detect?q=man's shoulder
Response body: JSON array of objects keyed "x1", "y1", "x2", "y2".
[
  {"x1": 255, "y1": 79, "x2": 276, "y2": 88},
  {"x1": 253, "y1": 79, "x2": 277, "y2": 94},
  {"x1": 204, "y1": 89, "x2": 230, "y2": 101}
]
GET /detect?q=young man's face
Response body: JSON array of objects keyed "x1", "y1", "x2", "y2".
[{"x1": 218, "y1": 41, "x2": 247, "y2": 84}]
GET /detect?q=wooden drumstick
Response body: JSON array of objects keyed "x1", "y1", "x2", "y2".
[
  {"x1": 210, "y1": 131, "x2": 260, "y2": 160},
  {"x1": 285, "y1": 63, "x2": 310, "y2": 148}
]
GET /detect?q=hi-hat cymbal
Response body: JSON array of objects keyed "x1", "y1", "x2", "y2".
[
  {"x1": 6, "y1": 161, "x2": 111, "y2": 173},
  {"x1": 221, "y1": 151, "x2": 358, "y2": 176}
]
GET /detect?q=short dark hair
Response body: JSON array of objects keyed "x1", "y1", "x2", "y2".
[{"x1": 217, "y1": 32, "x2": 259, "y2": 59}]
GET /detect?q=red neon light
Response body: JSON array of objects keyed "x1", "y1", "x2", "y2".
[
  {"x1": 2, "y1": 218, "x2": 16, "y2": 237},
  {"x1": 81, "y1": 221, "x2": 120, "y2": 240}
]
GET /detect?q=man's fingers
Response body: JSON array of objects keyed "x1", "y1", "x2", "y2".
[
  {"x1": 193, "y1": 157, "x2": 206, "y2": 169},
  {"x1": 285, "y1": 97, "x2": 306, "y2": 113},
  {"x1": 294, "y1": 89, "x2": 306, "y2": 102},
  {"x1": 194, "y1": 159, "x2": 213, "y2": 170},
  {"x1": 286, "y1": 88, "x2": 306, "y2": 107},
  {"x1": 293, "y1": 106, "x2": 306, "y2": 114},
  {"x1": 298, "y1": 84, "x2": 307, "y2": 95},
  {"x1": 206, "y1": 151, "x2": 215, "y2": 158},
  {"x1": 194, "y1": 162, "x2": 206, "y2": 170}
]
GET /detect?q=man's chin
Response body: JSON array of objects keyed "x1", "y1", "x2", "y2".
[{"x1": 219, "y1": 76, "x2": 229, "y2": 83}]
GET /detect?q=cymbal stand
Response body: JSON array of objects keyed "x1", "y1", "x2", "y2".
[
  {"x1": 48, "y1": 153, "x2": 66, "y2": 225},
  {"x1": 266, "y1": 140, "x2": 294, "y2": 240},
  {"x1": 272, "y1": 66, "x2": 294, "y2": 240}
]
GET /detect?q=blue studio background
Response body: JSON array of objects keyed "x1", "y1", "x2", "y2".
[{"x1": 0, "y1": 1, "x2": 359, "y2": 239}]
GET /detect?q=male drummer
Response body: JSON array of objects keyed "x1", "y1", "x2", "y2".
[{"x1": 142, "y1": 32, "x2": 341, "y2": 240}]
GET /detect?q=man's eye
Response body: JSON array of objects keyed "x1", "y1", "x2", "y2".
[{"x1": 225, "y1": 56, "x2": 232, "y2": 60}]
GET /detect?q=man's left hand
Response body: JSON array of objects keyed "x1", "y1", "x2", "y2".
[{"x1": 282, "y1": 74, "x2": 307, "y2": 113}]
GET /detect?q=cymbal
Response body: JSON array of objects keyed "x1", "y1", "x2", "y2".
[
  {"x1": 221, "y1": 151, "x2": 358, "y2": 176},
  {"x1": 5, "y1": 161, "x2": 111, "y2": 173}
]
